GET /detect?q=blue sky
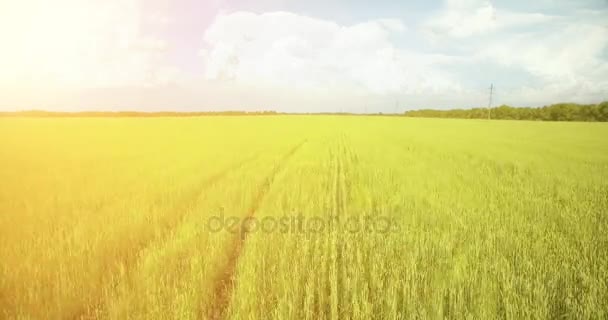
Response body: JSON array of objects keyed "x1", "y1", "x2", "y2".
[{"x1": 0, "y1": 0, "x2": 606, "y2": 112}]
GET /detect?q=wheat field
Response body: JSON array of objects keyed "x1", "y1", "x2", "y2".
[{"x1": 1, "y1": 116, "x2": 607, "y2": 319}]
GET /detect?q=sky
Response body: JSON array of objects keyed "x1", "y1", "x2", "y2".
[{"x1": 0, "y1": 0, "x2": 607, "y2": 112}]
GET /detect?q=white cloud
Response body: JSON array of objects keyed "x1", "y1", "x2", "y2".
[
  {"x1": 1, "y1": 0, "x2": 606, "y2": 111},
  {"x1": 425, "y1": 0, "x2": 553, "y2": 38},
  {"x1": 0, "y1": 0, "x2": 174, "y2": 89},
  {"x1": 507, "y1": 79, "x2": 608, "y2": 106},
  {"x1": 421, "y1": 0, "x2": 608, "y2": 106},
  {"x1": 477, "y1": 23, "x2": 608, "y2": 80},
  {"x1": 201, "y1": 11, "x2": 461, "y2": 95}
]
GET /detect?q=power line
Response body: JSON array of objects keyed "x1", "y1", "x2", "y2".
[{"x1": 488, "y1": 83, "x2": 494, "y2": 120}]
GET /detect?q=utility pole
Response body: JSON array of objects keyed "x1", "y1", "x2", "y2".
[{"x1": 488, "y1": 83, "x2": 494, "y2": 120}]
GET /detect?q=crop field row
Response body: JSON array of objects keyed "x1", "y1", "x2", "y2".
[{"x1": 0, "y1": 116, "x2": 607, "y2": 319}]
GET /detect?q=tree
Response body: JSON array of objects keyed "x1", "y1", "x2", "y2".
[
  {"x1": 403, "y1": 101, "x2": 608, "y2": 122},
  {"x1": 599, "y1": 101, "x2": 608, "y2": 121}
]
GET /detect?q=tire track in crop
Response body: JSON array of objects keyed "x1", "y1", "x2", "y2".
[
  {"x1": 318, "y1": 140, "x2": 339, "y2": 318},
  {"x1": 307, "y1": 136, "x2": 339, "y2": 318},
  {"x1": 312, "y1": 134, "x2": 353, "y2": 319},
  {"x1": 335, "y1": 133, "x2": 361, "y2": 318},
  {"x1": 69, "y1": 155, "x2": 258, "y2": 320},
  {"x1": 329, "y1": 135, "x2": 344, "y2": 318},
  {"x1": 334, "y1": 134, "x2": 352, "y2": 319},
  {"x1": 206, "y1": 140, "x2": 307, "y2": 320},
  {"x1": 299, "y1": 138, "x2": 334, "y2": 318}
]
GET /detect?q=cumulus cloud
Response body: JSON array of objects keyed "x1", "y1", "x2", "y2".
[
  {"x1": 0, "y1": 0, "x2": 176, "y2": 89},
  {"x1": 424, "y1": 0, "x2": 553, "y2": 38},
  {"x1": 1, "y1": 0, "x2": 606, "y2": 111},
  {"x1": 422, "y1": 0, "x2": 608, "y2": 105},
  {"x1": 198, "y1": 8, "x2": 606, "y2": 108},
  {"x1": 477, "y1": 23, "x2": 608, "y2": 80},
  {"x1": 201, "y1": 11, "x2": 461, "y2": 95}
]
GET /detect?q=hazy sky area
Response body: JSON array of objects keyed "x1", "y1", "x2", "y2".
[{"x1": 0, "y1": 0, "x2": 607, "y2": 112}]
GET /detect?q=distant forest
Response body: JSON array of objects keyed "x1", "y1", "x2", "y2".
[
  {"x1": 403, "y1": 101, "x2": 608, "y2": 122},
  {"x1": 2, "y1": 101, "x2": 607, "y2": 121}
]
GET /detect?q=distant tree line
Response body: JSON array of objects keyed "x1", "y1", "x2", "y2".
[
  {"x1": 403, "y1": 101, "x2": 608, "y2": 121},
  {"x1": 3, "y1": 102, "x2": 608, "y2": 121}
]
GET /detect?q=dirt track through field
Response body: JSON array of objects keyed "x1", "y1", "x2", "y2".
[
  {"x1": 206, "y1": 140, "x2": 307, "y2": 320},
  {"x1": 70, "y1": 155, "x2": 258, "y2": 320}
]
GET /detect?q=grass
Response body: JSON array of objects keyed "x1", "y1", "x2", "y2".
[{"x1": 0, "y1": 116, "x2": 607, "y2": 319}]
